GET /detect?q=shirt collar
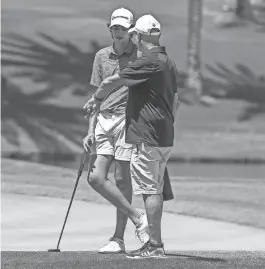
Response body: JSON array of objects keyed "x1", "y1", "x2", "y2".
[{"x1": 110, "y1": 40, "x2": 135, "y2": 57}]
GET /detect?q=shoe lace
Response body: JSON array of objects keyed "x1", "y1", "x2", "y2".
[
  {"x1": 140, "y1": 243, "x2": 154, "y2": 256},
  {"x1": 139, "y1": 241, "x2": 150, "y2": 251},
  {"x1": 140, "y1": 243, "x2": 165, "y2": 257}
]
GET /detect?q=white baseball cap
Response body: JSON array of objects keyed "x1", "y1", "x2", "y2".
[
  {"x1": 109, "y1": 8, "x2": 134, "y2": 29},
  {"x1": 129, "y1": 14, "x2": 161, "y2": 35}
]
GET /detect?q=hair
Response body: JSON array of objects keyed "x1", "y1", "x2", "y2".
[
  {"x1": 108, "y1": 23, "x2": 135, "y2": 40},
  {"x1": 140, "y1": 31, "x2": 161, "y2": 45}
]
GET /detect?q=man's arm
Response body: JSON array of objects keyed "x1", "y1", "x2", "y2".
[
  {"x1": 94, "y1": 57, "x2": 156, "y2": 100},
  {"x1": 93, "y1": 74, "x2": 126, "y2": 100},
  {"x1": 87, "y1": 110, "x2": 99, "y2": 134},
  {"x1": 84, "y1": 58, "x2": 155, "y2": 114},
  {"x1": 84, "y1": 74, "x2": 126, "y2": 115}
]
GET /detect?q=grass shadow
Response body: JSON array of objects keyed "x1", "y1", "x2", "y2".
[
  {"x1": 1, "y1": 75, "x2": 88, "y2": 155},
  {"x1": 1, "y1": 32, "x2": 103, "y2": 96},
  {"x1": 2, "y1": 31, "x2": 264, "y2": 155},
  {"x1": 1, "y1": 33, "x2": 106, "y2": 156},
  {"x1": 0, "y1": 31, "x2": 194, "y2": 157},
  {"x1": 166, "y1": 253, "x2": 226, "y2": 263},
  {"x1": 1, "y1": 32, "x2": 190, "y2": 100},
  {"x1": 205, "y1": 62, "x2": 265, "y2": 120}
]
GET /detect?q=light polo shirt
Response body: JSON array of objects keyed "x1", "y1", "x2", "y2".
[
  {"x1": 119, "y1": 47, "x2": 178, "y2": 147},
  {"x1": 90, "y1": 41, "x2": 138, "y2": 117}
]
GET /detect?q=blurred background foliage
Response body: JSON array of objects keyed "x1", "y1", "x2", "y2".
[{"x1": 1, "y1": 0, "x2": 265, "y2": 160}]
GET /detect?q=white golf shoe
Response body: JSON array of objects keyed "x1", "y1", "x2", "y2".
[{"x1": 98, "y1": 237, "x2": 126, "y2": 254}]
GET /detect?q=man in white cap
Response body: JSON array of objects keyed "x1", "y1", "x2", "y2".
[
  {"x1": 84, "y1": 14, "x2": 179, "y2": 258},
  {"x1": 83, "y1": 8, "x2": 149, "y2": 254}
]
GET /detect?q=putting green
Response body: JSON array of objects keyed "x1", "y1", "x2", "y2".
[
  {"x1": 2, "y1": 251, "x2": 265, "y2": 269},
  {"x1": 2, "y1": 193, "x2": 265, "y2": 252}
]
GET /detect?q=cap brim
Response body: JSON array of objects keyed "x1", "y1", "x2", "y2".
[
  {"x1": 128, "y1": 27, "x2": 137, "y2": 34},
  {"x1": 109, "y1": 18, "x2": 131, "y2": 28},
  {"x1": 128, "y1": 27, "x2": 160, "y2": 35}
]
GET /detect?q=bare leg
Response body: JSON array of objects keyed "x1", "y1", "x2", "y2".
[
  {"x1": 143, "y1": 193, "x2": 163, "y2": 245},
  {"x1": 113, "y1": 160, "x2": 132, "y2": 240},
  {"x1": 87, "y1": 154, "x2": 141, "y2": 225}
]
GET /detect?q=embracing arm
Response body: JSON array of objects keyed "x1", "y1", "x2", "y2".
[
  {"x1": 84, "y1": 58, "x2": 153, "y2": 115},
  {"x1": 93, "y1": 57, "x2": 155, "y2": 100},
  {"x1": 93, "y1": 74, "x2": 126, "y2": 100}
]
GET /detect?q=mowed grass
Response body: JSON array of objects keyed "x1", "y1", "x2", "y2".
[
  {"x1": 172, "y1": 102, "x2": 265, "y2": 161},
  {"x1": 2, "y1": 158, "x2": 265, "y2": 229},
  {"x1": 2, "y1": 251, "x2": 265, "y2": 269}
]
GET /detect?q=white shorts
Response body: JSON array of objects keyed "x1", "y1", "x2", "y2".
[
  {"x1": 92, "y1": 118, "x2": 132, "y2": 161},
  {"x1": 130, "y1": 143, "x2": 172, "y2": 195}
]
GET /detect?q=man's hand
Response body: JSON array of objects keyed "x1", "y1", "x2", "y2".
[
  {"x1": 83, "y1": 132, "x2": 95, "y2": 152},
  {"x1": 83, "y1": 96, "x2": 101, "y2": 117}
]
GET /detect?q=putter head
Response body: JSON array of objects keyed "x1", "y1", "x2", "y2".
[{"x1": 48, "y1": 249, "x2": 61, "y2": 252}]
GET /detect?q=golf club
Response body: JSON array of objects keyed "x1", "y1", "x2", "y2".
[{"x1": 48, "y1": 147, "x2": 92, "y2": 252}]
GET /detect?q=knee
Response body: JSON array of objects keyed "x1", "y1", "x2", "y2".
[
  {"x1": 87, "y1": 173, "x2": 103, "y2": 188},
  {"x1": 115, "y1": 163, "x2": 131, "y2": 190},
  {"x1": 115, "y1": 174, "x2": 132, "y2": 190},
  {"x1": 115, "y1": 176, "x2": 125, "y2": 190}
]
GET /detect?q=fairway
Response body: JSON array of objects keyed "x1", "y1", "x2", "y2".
[
  {"x1": 2, "y1": 159, "x2": 265, "y2": 267},
  {"x1": 2, "y1": 251, "x2": 265, "y2": 269},
  {"x1": 2, "y1": 158, "x2": 265, "y2": 229},
  {"x1": 3, "y1": 193, "x2": 265, "y2": 251},
  {"x1": 2, "y1": 158, "x2": 265, "y2": 253}
]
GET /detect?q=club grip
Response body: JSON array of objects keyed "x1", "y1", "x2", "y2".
[{"x1": 77, "y1": 150, "x2": 89, "y2": 177}]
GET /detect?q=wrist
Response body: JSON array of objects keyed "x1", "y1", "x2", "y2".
[
  {"x1": 88, "y1": 129, "x2": 95, "y2": 135},
  {"x1": 93, "y1": 93, "x2": 104, "y2": 102}
]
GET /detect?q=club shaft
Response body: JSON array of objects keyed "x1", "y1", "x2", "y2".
[{"x1": 55, "y1": 150, "x2": 89, "y2": 250}]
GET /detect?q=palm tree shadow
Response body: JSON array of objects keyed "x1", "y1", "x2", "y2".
[
  {"x1": 1, "y1": 76, "x2": 88, "y2": 157},
  {"x1": 2, "y1": 32, "x2": 191, "y2": 99},
  {"x1": 1, "y1": 32, "x2": 195, "y2": 160},
  {"x1": 1, "y1": 33, "x2": 105, "y2": 158},
  {"x1": 1, "y1": 32, "x2": 103, "y2": 96},
  {"x1": 205, "y1": 62, "x2": 265, "y2": 121},
  {"x1": 3, "y1": 31, "x2": 264, "y2": 160}
]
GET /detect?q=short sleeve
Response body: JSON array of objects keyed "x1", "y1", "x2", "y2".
[
  {"x1": 119, "y1": 57, "x2": 162, "y2": 87},
  {"x1": 90, "y1": 52, "x2": 102, "y2": 87}
]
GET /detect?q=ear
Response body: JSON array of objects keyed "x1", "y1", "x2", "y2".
[
  {"x1": 106, "y1": 22, "x2": 111, "y2": 28},
  {"x1": 108, "y1": 24, "x2": 113, "y2": 38}
]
